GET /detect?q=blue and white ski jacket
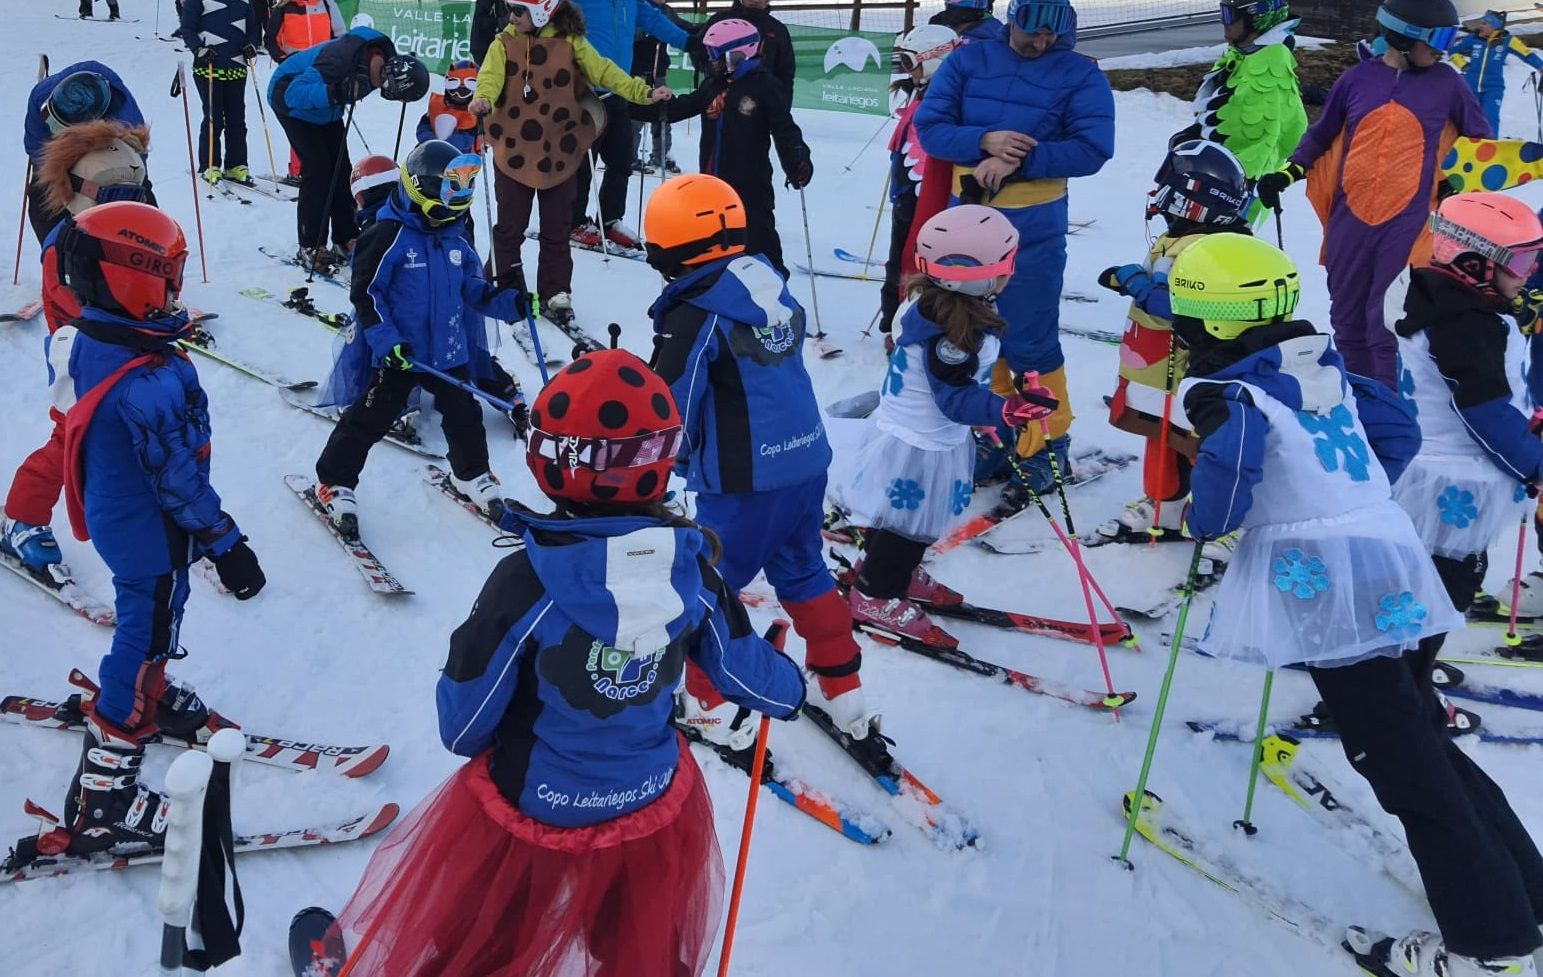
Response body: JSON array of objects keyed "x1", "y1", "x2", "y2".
[
  {"x1": 650, "y1": 253, "x2": 832, "y2": 494},
  {"x1": 876, "y1": 298, "x2": 1004, "y2": 449},
  {"x1": 25, "y1": 61, "x2": 146, "y2": 163},
  {"x1": 182, "y1": 0, "x2": 262, "y2": 71},
  {"x1": 437, "y1": 507, "x2": 805, "y2": 828}
]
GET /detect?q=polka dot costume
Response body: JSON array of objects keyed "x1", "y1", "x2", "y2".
[{"x1": 488, "y1": 33, "x2": 604, "y2": 191}]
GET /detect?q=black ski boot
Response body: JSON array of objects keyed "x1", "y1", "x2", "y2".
[
  {"x1": 155, "y1": 674, "x2": 238, "y2": 744},
  {"x1": 63, "y1": 716, "x2": 169, "y2": 854}
]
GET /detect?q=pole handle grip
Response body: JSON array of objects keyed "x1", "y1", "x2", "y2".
[{"x1": 156, "y1": 750, "x2": 213, "y2": 925}]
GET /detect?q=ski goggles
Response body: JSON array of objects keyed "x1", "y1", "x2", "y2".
[
  {"x1": 1007, "y1": 0, "x2": 1072, "y2": 35},
  {"x1": 893, "y1": 38, "x2": 962, "y2": 73},
  {"x1": 528, "y1": 425, "x2": 685, "y2": 472},
  {"x1": 438, "y1": 153, "x2": 483, "y2": 208},
  {"x1": 71, "y1": 175, "x2": 147, "y2": 205},
  {"x1": 444, "y1": 76, "x2": 477, "y2": 95},
  {"x1": 1430, "y1": 211, "x2": 1543, "y2": 277},
  {"x1": 1218, "y1": 0, "x2": 1280, "y2": 27},
  {"x1": 706, "y1": 40, "x2": 758, "y2": 69},
  {"x1": 1375, "y1": 7, "x2": 1459, "y2": 53}
]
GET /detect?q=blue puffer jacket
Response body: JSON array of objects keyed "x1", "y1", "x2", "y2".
[
  {"x1": 268, "y1": 27, "x2": 394, "y2": 125},
  {"x1": 914, "y1": 11, "x2": 1115, "y2": 182},
  {"x1": 351, "y1": 192, "x2": 520, "y2": 371},
  {"x1": 438, "y1": 507, "x2": 805, "y2": 828},
  {"x1": 649, "y1": 253, "x2": 832, "y2": 494},
  {"x1": 569, "y1": 0, "x2": 687, "y2": 79},
  {"x1": 182, "y1": 0, "x2": 262, "y2": 70},
  {"x1": 65, "y1": 309, "x2": 241, "y2": 579},
  {"x1": 25, "y1": 61, "x2": 145, "y2": 163},
  {"x1": 960, "y1": 17, "x2": 1006, "y2": 43}
]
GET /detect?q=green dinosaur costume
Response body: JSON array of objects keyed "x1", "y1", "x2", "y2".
[{"x1": 1189, "y1": 17, "x2": 1308, "y2": 180}]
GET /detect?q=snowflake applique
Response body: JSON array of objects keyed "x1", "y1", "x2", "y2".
[
  {"x1": 949, "y1": 479, "x2": 972, "y2": 516},
  {"x1": 1271, "y1": 548, "x2": 1330, "y2": 600},
  {"x1": 1296, "y1": 404, "x2": 1371, "y2": 482},
  {"x1": 1516, "y1": 482, "x2": 1530, "y2": 504},
  {"x1": 1395, "y1": 355, "x2": 1418, "y2": 418},
  {"x1": 887, "y1": 478, "x2": 925, "y2": 511},
  {"x1": 1373, "y1": 592, "x2": 1428, "y2": 641},
  {"x1": 1436, "y1": 486, "x2": 1479, "y2": 528},
  {"x1": 884, "y1": 346, "x2": 907, "y2": 396}
]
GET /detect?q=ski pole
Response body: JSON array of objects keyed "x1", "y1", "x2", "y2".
[
  {"x1": 11, "y1": 161, "x2": 30, "y2": 287},
  {"x1": 392, "y1": 101, "x2": 407, "y2": 160},
  {"x1": 478, "y1": 129, "x2": 549, "y2": 385},
  {"x1": 841, "y1": 117, "x2": 891, "y2": 173},
  {"x1": 1148, "y1": 334, "x2": 1181, "y2": 545},
  {"x1": 308, "y1": 101, "x2": 357, "y2": 284},
  {"x1": 1506, "y1": 513, "x2": 1530, "y2": 648},
  {"x1": 349, "y1": 114, "x2": 373, "y2": 155},
  {"x1": 798, "y1": 189, "x2": 826, "y2": 338},
  {"x1": 1272, "y1": 206, "x2": 1284, "y2": 250},
  {"x1": 205, "y1": 66, "x2": 217, "y2": 190},
  {"x1": 156, "y1": 749, "x2": 214, "y2": 977},
  {"x1": 408, "y1": 358, "x2": 524, "y2": 414},
  {"x1": 588, "y1": 147, "x2": 613, "y2": 263},
  {"x1": 173, "y1": 64, "x2": 211, "y2": 283},
  {"x1": 250, "y1": 59, "x2": 279, "y2": 181},
  {"x1": 859, "y1": 171, "x2": 889, "y2": 282},
  {"x1": 1115, "y1": 539, "x2": 1207, "y2": 868},
  {"x1": 1234, "y1": 669, "x2": 1274, "y2": 837}
]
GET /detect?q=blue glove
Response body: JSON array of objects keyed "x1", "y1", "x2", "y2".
[{"x1": 1098, "y1": 264, "x2": 1148, "y2": 296}]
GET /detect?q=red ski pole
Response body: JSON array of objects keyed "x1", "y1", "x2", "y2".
[
  {"x1": 12, "y1": 161, "x2": 30, "y2": 286},
  {"x1": 172, "y1": 64, "x2": 210, "y2": 283}
]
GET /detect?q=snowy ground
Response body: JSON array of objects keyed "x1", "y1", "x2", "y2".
[{"x1": 4, "y1": 5, "x2": 1543, "y2": 976}]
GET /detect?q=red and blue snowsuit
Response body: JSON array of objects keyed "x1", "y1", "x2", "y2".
[{"x1": 61, "y1": 308, "x2": 245, "y2": 729}]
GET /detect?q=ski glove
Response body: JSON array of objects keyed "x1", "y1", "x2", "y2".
[
  {"x1": 786, "y1": 153, "x2": 814, "y2": 190},
  {"x1": 212, "y1": 538, "x2": 266, "y2": 600},
  {"x1": 331, "y1": 72, "x2": 372, "y2": 105},
  {"x1": 1254, "y1": 162, "x2": 1305, "y2": 211},
  {"x1": 1001, "y1": 379, "x2": 1058, "y2": 429},
  {"x1": 383, "y1": 343, "x2": 414, "y2": 371},
  {"x1": 1098, "y1": 264, "x2": 1148, "y2": 296},
  {"x1": 243, "y1": 44, "x2": 259, "y2": 62}
]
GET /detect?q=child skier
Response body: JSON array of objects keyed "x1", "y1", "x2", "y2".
[
  {"x1": 833, "y1": 204, "x2": 1055, "y2": 648},
  {"x1": 312, "y1": 140, "x2": 525, "y2": 536},
  {"x1": 879, "y1": 24, "x2": 962, "y2": 341},
  {"x1": 347, "y1": 154, "x2": 397, "y2": 232},
  {"x1": 2, "y1": 122, "x2": 148, "y2": 583},
  {"x1": 182, "y1": 0, "x2": 261, "y2": 186},
  {"x1": 296, "y1": 348, "x2": 805, "y2": 977},
  {"x1": 1096, "y1": 139, "x2": 1253, "y2": 546},
  {"x1": 1450, "y1": 10, "x2": 1543, "y2": 136},
  {"x1": 653, "y1": 18, "x2": 813, "y2": 279},
  {"x1": 1175, "y1": 0, "x2": 1306, "y2": 182},
  {"x1": 50, "y1": 202, "x2": 264, "y2": 854},
  {"x1": 415, "y1": 60, "x2": 484, "y2": 154},
  {"x1": 1173, "y1": 234, "x2": 1542, "y2": 977},
  {"x1": 642, "y1": 174, "x2": 863, "y2": 746},
  {"x1": 469, "y1": 0, "x2": 672, "y2": 330}
]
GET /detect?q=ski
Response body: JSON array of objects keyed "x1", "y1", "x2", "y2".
[
  {"x1": 178, "y1": 332, "x2": 318, "y2": 391},
  {"x1": 219, "y1": 177, "x2": 296, "y2": 203},
  {"x1": 1256, "y1": 734, "x2": 1424, "y2": 897},
  {"x1": 793, "y1": 262, "x2": 876, "y2": 282},
  {"x1": 206, "y1": 179, "x2": 251, "y2": 206},
  {"x1": 933, "y1": 449, "x2": 1137, "y2": 555},
  {"x1": 1187, "y1": 717, "x2": 1543, "y2": 747},
  {"x1": 0, "y1": 300, "x2": 44, "y2": 323},
  {"x1": 0, "y1": 549, "x2": 115, "y2": 627},
  {"x1": 924, "y1": 600, "x2": 1137, "y2": 648},
  {"x1": 532, "y1": 230, "x2": 646, "y2": 262},
  {"x1": 802, "y1": 704, "x2": 980, "y2": 851},
  {"x1": 1060, "y1": 323, "x2": 1123, "y2": 346},
  {"x1": 3, "y1": 802, "x2": 398, "y2": 883},
  {"x1": 1, "y1": 671, "x2": 390, "y2": 778},
  {"x1": 259, "y1": 245, "x2": 348, "y2": 288},
  {"x1": 284, "y1": 474, "x2": 414, "y2": 595},
  {"x1": 677, "y1": 723, "x2": 891, "y2": 845},
  {"x1": 536, "y1": 307, "x2": 602, "y2": 354},
  {"x1": 240, "y1": 285, "x2": 349, "y2": 332},
  {"x1": 289, "y1": 907, "x2": 345, "y2": 977},
  {"x1": 279, "y1": 389, "x2": 441, "y2": 459},
  {"x1": 1120, "y1": 789, "x2": 1336, "y2": 944},
  {"x1": 424, "y1": 464, "x2": 509, "y2": 532},
  {"x1": 1430, "y1": 661, "x2": 1543, "y2": 712},
  {"x1": 55, "y1": 14, "x2": 141, "y2": 21}
]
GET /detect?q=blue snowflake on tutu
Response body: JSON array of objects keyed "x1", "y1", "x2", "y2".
[
  {"x1": 1395, "y1": 355, "x2": 1418, "y2": 418},
  {"x1": 887, "y1": 478, "x2": 925, "y2": 510},
  {"x1": 1374, "y1": 592, "x2": 1428, "y2": 641},
  {"x1": 884, "y1": 347, "x2": 907, "y2": 396},
  {"x1": 1272, "y1": 548, "x2": 1330, "y2": 600},
  {"x1": 950, "y1": 479, "x2": 972, "y2": 516},
  {"x1": 1296, "y1": 405, "x2": 1371, "y2": 482},
  {"x1": 1436, "y1": 486, "x2": 1479, "y2": 528},
  {"x1": 1516, "y1": 482, "x2": 1530, "y2": 504}
]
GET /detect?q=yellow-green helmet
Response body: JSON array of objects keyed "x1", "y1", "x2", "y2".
[{"x1": 1168, "y1": 234, "x2": 1301, "y2": 340}]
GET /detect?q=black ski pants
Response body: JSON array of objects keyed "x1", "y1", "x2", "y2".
[
  {"x1": 571, "y1": 93, "x2": 634, "y2": 230},
  {"x1": 195, "y1": 70, "x2": 249, "y2": 172},
  {"x1": 279, "y1": 116, "x2": 355, "y2": 252},
  {"x1": 315, "y1": 367, "x2": 489, "y2": 488},
  {"x1": 854, "y1": 528, "x2": 927, "y2": 600},
  {"x1": 79, "y1": 0, "x2": 120, "y2": 15},
  {"x1": 1309, "y1": 552, "x2": 1543, "y2": 960},
  {"x1": 881, "y1": 187, "x2": 917, "y2": 335}
]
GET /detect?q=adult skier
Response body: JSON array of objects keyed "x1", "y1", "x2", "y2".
[
  {"x1": 183, "y1": 0, "x2": 262, "y2": 186},
  {"x1": 263, "y1": 0, "x2": 345, "y2": 184},
  {"x1": 1449, "y1": 11, "x2": 1543, "y2": 136}
]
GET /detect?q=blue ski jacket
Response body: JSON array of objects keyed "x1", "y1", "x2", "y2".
[
  {"x1": 182, "y1": 0, "x2": 262, "y2": 71},
  {"x1": 25, "y1": 61, "x2": 145, "y2": 163},
  {"x1": 438, "y1": 507, "x2": 805, "y2": 827},
  {"x1": 268, "y1": 27, "x2": 395, "y2": 125},
  {"x1": 64, "y1": 308, "x2": 242, "y2": 579},
  {"x1": 649, "y1": 253, "x2": 832, "y2": 494},
  {"x1": 1450, "y1": 31, "x2": 1543, "y2": 96},
  {"x1": 893, "y1": 299, "x2": 1005, "y2": 427},
  {"x1": 568, "y1": 0, "x2": 688, "y2": 79}
]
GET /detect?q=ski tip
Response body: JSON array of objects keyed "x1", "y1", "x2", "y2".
[
  {"x1": 336, "y1": 745, "x2": 390, "y2": 779},
  {"x1": 1102, "y1": 692, "x2": 1138, "y2": 710},
  {"x1": 361, "y1": 804, "x2": 400, "y2": 837}
]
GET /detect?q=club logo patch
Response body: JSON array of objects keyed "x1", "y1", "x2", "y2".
[
  {"x1": 737, "y1": 95, "x2": 757, "y2": 117},
  {"x1": 541, "y1": 625, "x2": 685, "y2": 718},
  {"x1": 935, "y1": 339, "x2": 969, "y2": 365}
]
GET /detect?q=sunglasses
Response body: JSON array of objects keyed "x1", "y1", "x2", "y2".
[
  {"x1": 1009, "y1": 2, "x2": 1071, "y2": 35},
  {"x1": 528, "y1": 426, "x2": 684, "y2": 472},
  {"x1": 439, "y1": 154, "x2": 483, "y2": 206}
]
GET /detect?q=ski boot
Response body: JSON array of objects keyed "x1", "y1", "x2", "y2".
[
  {"x1": 675, "y1": 690, "x2": 757, "y2": 752},
  {"x1": 297, "y1": 246, "x2": 342, "y2": 276},
  {"x1": 1502, "y1": 571, "x2": 1543, "y2": 618},
  {"x1": 155, "y1": 674, "x2": 238, "y2": 744},
  {"x1": 107, "y1": 3, "x2": 120, "y2": 18},
  {"x1": 451, "y1": 471, "x2": 513, "y2": 523},
  {"x1": 631, "y1": 157, "x2": 648, "y2": 174},
  {"x1": 201, "y1": 167, "x2": 223, "y2": 187},
  {"x1": 1198, "y1": 528, "x2": 1241, "y2": 567},
  {"x1": 223, "y1": 165, "x2": 251, "y2": 184},
  {"x1": 848, "y1": 587, "x2": 958, "y2": 649},
  {"x1": 541, "y1": 291, "x2": 575, "y2": 328},
  {"x1": 315, "y1": 484, "x2": 359, "y2": 538},
  {"x1": 569, "y1": 220, "x2": 602, "y2": 249},
  {"x1": 999, "y1": 436, "x2": 1071, "y2": 513},
  {"x1": 604, "y1": 219, "x2": 643, "y2": 249},
  {"x1": 61, "y1": 713, "x2": 170, "y2": 855},
  {"x1": 904, "y1": 564, "x2": 965, "y2": 608},
  {"x1": 1094, "y1": 496, "x2": 1187, "y2": 545},
  {"x1": 803, "y1": 667, "x2": 879, "y2": 741},
  {"x1": 1302, "y1": 698, "x2": 1481, "y2": 737},
  {"x1": 660, "y1": 157, "x2": 682, "y2": 175},
  {"x1": 1345, "y1": 927, "x2": 1537, "y2": 977},
  {"x1": 1, "y1": 517, "x2": 70, "y2": 586},
  {"x1": 279, "y1": 173, "x2": 303, "y2": 188}
]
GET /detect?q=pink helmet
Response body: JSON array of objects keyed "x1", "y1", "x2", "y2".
[
  {"x1": 1430, "y1": 192, "x2": 1543, "y2": 289},
  {"x1": 914, "y1": 204, "x2": 1019, "y2": 296},
  {"x1": 703, "y1": 18, "x2": 761, "y2": 66}
]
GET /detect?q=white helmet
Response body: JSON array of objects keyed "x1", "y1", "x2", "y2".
[
  {"x1": 506, "y1": 0, "x2": 560, "y2": 29},
  {"x1": 892, "y1": 25, "x2": 963, "y2": 83}
]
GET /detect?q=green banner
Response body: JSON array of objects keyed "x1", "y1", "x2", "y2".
[{"x1": 335, "y1": 1, "x2": 895, "y2": 116}]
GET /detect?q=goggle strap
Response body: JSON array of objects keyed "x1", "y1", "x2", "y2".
[{"x1": 529, "y1": 425, "x2": 684, "y2": 471}]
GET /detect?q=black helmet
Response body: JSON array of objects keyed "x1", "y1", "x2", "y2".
[
  {"x1": 1377, "y1": 0, "x2": 1460, "y2": 53},
  {"x1": 44, "y1": 71, "x2": 112, "y2": 134},
  {"x1": 1149, "y1": 139, "x2": 1252, "y2": 229},
  {"x1": 380, "y1": 54, "x2": 430, "y2": 102},
  {"x1": 398, "y1": 139, "x2": 480, "y2": 224}
]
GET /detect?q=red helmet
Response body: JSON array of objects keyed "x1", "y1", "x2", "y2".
[
  {"x1": 57, "y1": 201, "x2": 188, "y2": 320},
  {"x1": 526, "y1": 349, "x2": 683, "y2": 506},
  {"x1": 350, "y1": 154, "x2": 398, "y2": 208}
]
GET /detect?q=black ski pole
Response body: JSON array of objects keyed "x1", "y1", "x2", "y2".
[
  {"x1": 1273, "y1": 206, "x2": 1284, "y2": 250},
  {"x1": 392, "y1": 101, "x2": 407, "y2": 159}
]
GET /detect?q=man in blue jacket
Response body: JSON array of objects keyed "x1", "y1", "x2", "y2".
[
  {"x1": 183, "y1": 0, "x2": 262, "y2": 186},
  {"x1": 568, "y1": 0, "x2": 694, "y2": 248},
  {"x1": 915, "y1": 0, "x2": 1114, "y2": 506},
  {"x1": 24, "y1": 63, "x2": 151, "y2": 243}
]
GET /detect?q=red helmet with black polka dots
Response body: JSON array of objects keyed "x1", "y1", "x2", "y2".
[{"x1": 526, "y1": 349, "x2": 684, "y2": 506}]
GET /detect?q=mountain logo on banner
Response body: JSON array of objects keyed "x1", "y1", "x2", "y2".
[{"x1": 823, "y1": 36, "x2": 881, "y2": 74}]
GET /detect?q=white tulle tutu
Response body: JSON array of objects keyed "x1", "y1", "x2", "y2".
[
  {"x1": 1392, "y1": 455, "x2": 1529, "y2": 561},
  {"x1": 832, "y1": 430, "x2": 975, "y2": 543}
]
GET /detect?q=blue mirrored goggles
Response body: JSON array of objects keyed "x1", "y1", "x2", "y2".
[
  {"x1": 1008, "y1": 0, "x2": 1072, "y2": 34},
  {"x1": 1218, "y1": 0, "x2": 1281, "y2": 26},
  {"x1": 96, "y1": 183, "x2": 148, "y2": 203},
  {"x1": 439, "y1": 153, "x2": 482, "y2": 206},
  {"x1": 1375, "y1": 7, "x2": 1458, "y2": 53}
]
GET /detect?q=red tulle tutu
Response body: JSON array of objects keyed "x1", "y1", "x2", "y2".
[{"x1": 335, "y1": 737, "x2": 724, "y2": 977}]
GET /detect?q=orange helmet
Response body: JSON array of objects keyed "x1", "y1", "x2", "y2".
[{"x1": 643, "y1": 174, "x2": 747, "y2": 275}]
